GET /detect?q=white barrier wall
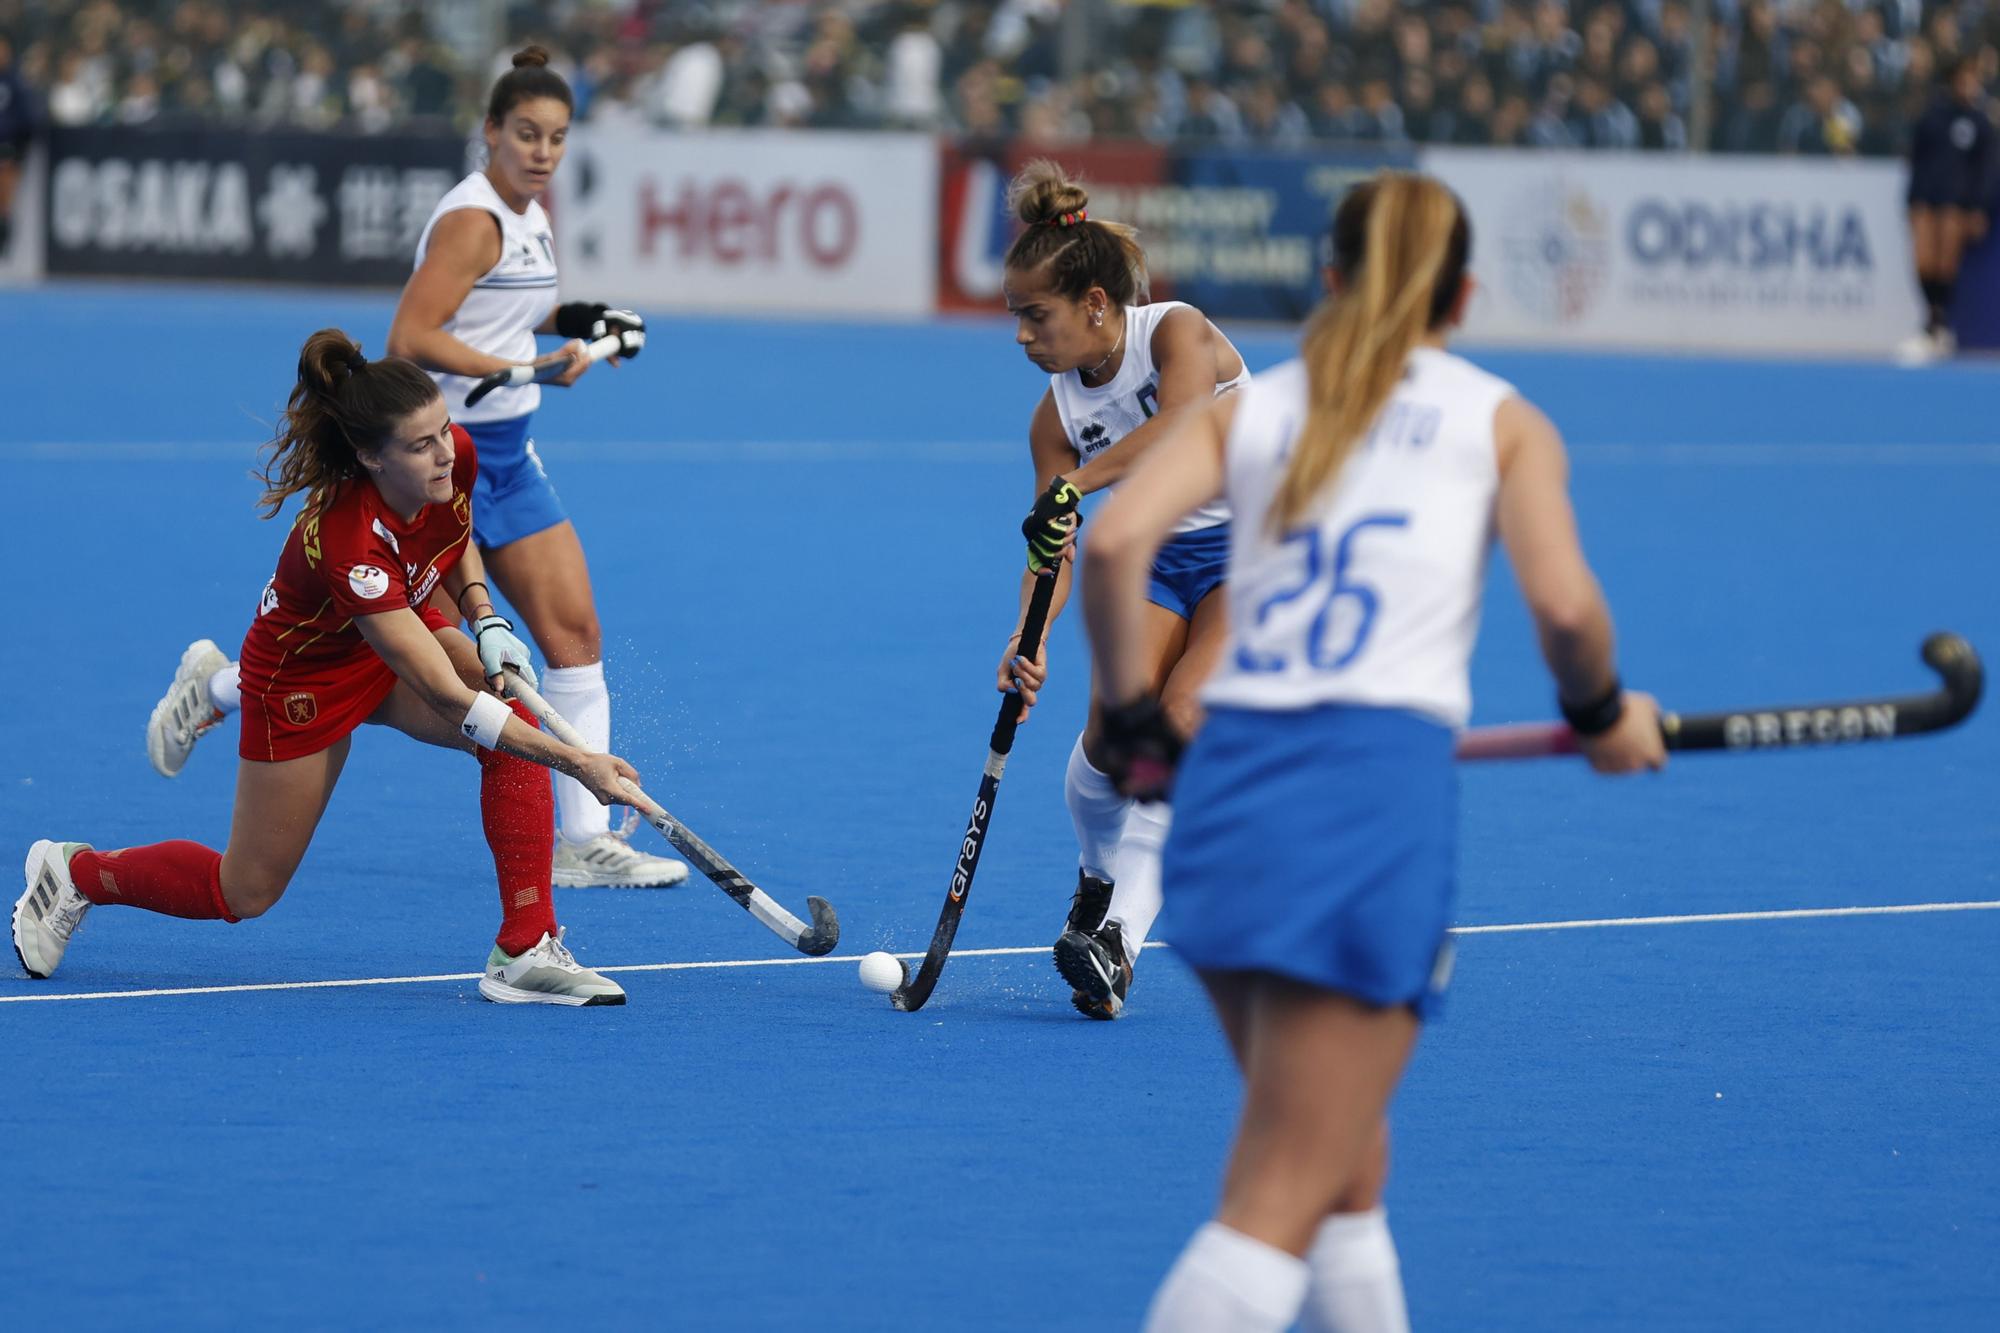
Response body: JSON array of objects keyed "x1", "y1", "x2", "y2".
[
  {"x1": 1423, "y1": 148, "x2": 1923, "y2": 356},
  {"x1": 555, "y1": 128, "x2": 936, "y2": 316}
]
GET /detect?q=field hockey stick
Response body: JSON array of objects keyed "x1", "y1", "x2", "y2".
[
  {"x1": 462, "y1": 329, "x2": 637, "y2": 408},
  {"x1": 1455, "y1": 631, "x2": 1982, "y2": 761},
  {"x1": 890, "y1": 558, "x2": 1063, "y2": 1012},
  {"x1": 501, "y1": 670, "x2": 840, "y2": 956}
]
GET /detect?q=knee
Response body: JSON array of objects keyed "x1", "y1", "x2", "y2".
[
  {"x1": 539, "y1": 611, "x2": 602, "y2": 667},
  {"x1": 1330, "y1": 1122, "x2": 1392, "y2": 1213},
  {"x1": 1162, "y1": 689, "x2": 1206, "y2": 742},
  {"x1": 219, "y1": 864, "x2": 290, "y2": 919}
]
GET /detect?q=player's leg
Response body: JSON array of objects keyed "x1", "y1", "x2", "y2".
[
  {"x1": 146, "y1": 638, "x2": 241, "y2": 777},
  {"x1": 1932, "y1": 206, "x2": 1976, "y2": 353},
  {"x1": 363, "y1": 625, "x2": 623, "y2": 1004},
  {"x1": 482, "y1": 517, "x2": 687, "y2": 890},
  {"x1": 15, "y1": 745, "x2": 343, "y2": 978},
  {"x1": 1053, "y1": 600, "x2": 1185, "y2": 1015},
  {"x1": 1146, "y1": 974, "x2": 1418, "y2": 1333},
  {"x1": 1098, "y1": 584, "x2": 1230, "y2": 989},
  {"x1": 1910, "y1": 205, "x2": 1943, "y2": 336}
]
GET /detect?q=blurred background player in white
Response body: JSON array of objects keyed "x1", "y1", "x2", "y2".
[
  {"x1": 20, "y1": 329, "x2": 635, "y2": 1005},
  {"x1": 145, "y1": 46, "x2": 686, "y2": 890},
  {"x1": 997, "y1": 159, "x2": 1248, "y2": 1020},
  {"x1": 1079, "y1": 174, "x2": 1665, "y2": 1332}
]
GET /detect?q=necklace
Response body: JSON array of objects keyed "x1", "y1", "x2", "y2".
[{"x1": 1080, "y1": 322, "x2": 1124, "y2": 386}]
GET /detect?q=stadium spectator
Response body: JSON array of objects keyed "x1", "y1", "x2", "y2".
[{"x1": 0, "y1": 0, "x2": 1994, "y2": 159}]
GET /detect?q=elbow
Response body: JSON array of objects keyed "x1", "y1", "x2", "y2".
[
  {"x1": 1529, "y1": 590, "x2": 1602, "y2": 647},
  {"x1": 384, "y1": 329, "x2": 417, "y2": 362}
]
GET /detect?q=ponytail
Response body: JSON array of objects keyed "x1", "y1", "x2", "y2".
[
  {"x1": 1002, "y1": 159, "x2": 1150, "y2": 306},
  {"x1": 257, "y1": 328, "x2": 441, "y2": 518},
  {"x1": 1270, "y1": 173, "x2": 1470, "y2": 535}
]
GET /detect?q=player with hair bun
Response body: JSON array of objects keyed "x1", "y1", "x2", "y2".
[
  {"x1": 997, "y1": 159, "x2": 1250, "y2": 1020},
  {"x1": 144, "y1": 46, "x2": 687, "y2": 890},
  {"x1": 16, "y1": 329, "x2": 637, "y2": 1005},
  {"x1": 1080, "y1": 172, "x2": 1663, "y2": 1331}
]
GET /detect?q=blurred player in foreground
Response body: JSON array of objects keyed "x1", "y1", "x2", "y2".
[
  {"x1": 997, "y1": 159, "x2": 1249, "y2": 1020},
  {"x1": 146, "y1": 45, "x2": 686, "y2": 889},
  {"x1": 16, "y1": 330, "x2": 634, "y2": 1006},
  {"x1": 1080, "y1": 174, "x2": 1664, "y2": 1330}
]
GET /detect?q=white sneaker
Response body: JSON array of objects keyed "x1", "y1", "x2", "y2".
[
  {"x1": 478, "y1": 929, "x2": 626, "y2": 1006},
  {"x1": 1932, "y1": 327, "x2": 1958, "y2": 358},
  {"x1": 147, "y1": 640, "x2": 229, "y2": 777},
  {"x1": 14, "y1": 840, "x2": 95, "y2": 979},
  {"x1": 552, "y1": 824, "x2": 690, "y2": 889},
  {"x1": 1895, "y1": 332, "x2": 1940, "y2": 366}
]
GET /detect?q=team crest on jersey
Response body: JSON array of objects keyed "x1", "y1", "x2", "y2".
[
  {"x1": 347, "y1": 564, "x2": 390, "y2": 600},
  {"x1": 452, "y1": 491, "x2": 470, "y2": 525},
  {"x1": 282, "y1": 692, "x2": 318, "y2": 726}
]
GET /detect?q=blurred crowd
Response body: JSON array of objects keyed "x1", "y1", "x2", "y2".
[{"x1": 1, "y1": 0, "x2": 1997, "y2": 156}]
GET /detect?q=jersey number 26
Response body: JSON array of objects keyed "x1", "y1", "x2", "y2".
[{"x1": 1235, "y1": 512, "x2": 1408, "y2": 674}]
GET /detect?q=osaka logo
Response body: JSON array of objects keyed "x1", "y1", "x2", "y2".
[{"x1": 282, "y1": 692, "x2": 318, "y2": 726}]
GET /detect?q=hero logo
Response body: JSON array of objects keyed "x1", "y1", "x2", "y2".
[
  {"x1": 347, "y1": 564, "x2": 390, "y2": 600},
  {"x1": 1626, "y1": 201, "x2": 1871, "y2": 272},
  {"x1": 1497, "y1": 181, "x2": 1611, "y2": 326},
  {"x1": 639, "y1": 178, "x2": 859, "y2": 268}
]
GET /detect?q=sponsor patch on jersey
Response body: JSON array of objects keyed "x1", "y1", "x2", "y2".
[
  {"x1": 370, "y1": 517, "x2": 402, "y2": 556},
  {"x1": 347, "y1": 564, "x2": 390, "y2": 600},
  {"x1": 282, "y1": 692, "x2": 318, "y2": 726}
]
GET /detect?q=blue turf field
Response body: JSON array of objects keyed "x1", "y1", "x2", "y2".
[{"x1": 2, "y1": 286, "x2": 1997, "y2": 1329}]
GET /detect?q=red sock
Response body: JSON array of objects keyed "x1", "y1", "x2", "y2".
[
  {"x1": 72, "y1": 841, "x2": 237, "y2": 921},
  {"x1": 483, "y1": 699, "x2": 559, "y2": 956}
]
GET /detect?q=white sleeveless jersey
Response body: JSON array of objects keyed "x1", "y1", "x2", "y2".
[
  {"x1": 413, "y1": 172, "x2": 559, "y2": 424},
  {"x1": 1049, "y1": 301, "x2": 1240, "y2": 534},
  {"x1": 1201, "y1": 348, "x2": 1514, "y2": 726}
]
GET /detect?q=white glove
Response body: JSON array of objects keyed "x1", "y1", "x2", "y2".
[{"x1": 472, "y1": 614, "x2": 536, "y2": 689}]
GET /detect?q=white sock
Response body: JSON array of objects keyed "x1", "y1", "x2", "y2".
[
  {"x1": 1107, "y1": 800, "x2": 1169, "y2": 962},
  {"x1": 1298, "y1": 1208, "x2": 1410, "y2": 1333},
  {"x1": 541, "y1": 661, "x2": 611, "y2": 844},
  {"x1": 1065, "y1": 734, "x2": 1130, "y2": 881},
  {"x1": 208, "y1": 663, "x2": 241, "y2": 714},
  {"x1": 1145, "y1": 1221, "x2": 1309, "y2": 1333}
]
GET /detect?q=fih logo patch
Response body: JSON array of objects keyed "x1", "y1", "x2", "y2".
[
  {"x1": 283, "y1": 692, "x2": 318, "y2": 726},
  {"x1": 1497, "y1": 180, "x2": 1610, "y2": 326}
]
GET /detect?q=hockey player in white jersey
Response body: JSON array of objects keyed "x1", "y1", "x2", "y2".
[
  {"x1": 1080, "y1": 172, "x2": 1664, "y2": 1333},
  {"x1": 995, "y1": 160, "x2": 1250, "y2": 1019}
]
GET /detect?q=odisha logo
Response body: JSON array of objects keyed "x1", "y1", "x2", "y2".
[{"x1": 1497, "y1": 182, "x2": 1611, "y2": 325}]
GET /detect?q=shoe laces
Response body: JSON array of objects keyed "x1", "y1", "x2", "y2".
[
  {"x1": 49, "y1": 888, "x2": 90, "y2": 944},
  {"x1": 533, "y1": 929, "x2": 584, "y2": 973}
]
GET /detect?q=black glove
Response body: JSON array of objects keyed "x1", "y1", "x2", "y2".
[
  {"x1": 1021, "y1": 477, "x2": 1082, "y2": 573},
  {"x1": 1099, "y1": 696, "x2": 1184, "y2": 801},
  {"x1": 554, "y1": 302, "x2": 645, "y2": 358}
]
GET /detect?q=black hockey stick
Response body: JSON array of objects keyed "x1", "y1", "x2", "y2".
[
  {"x1": 1456, "y1": 631, "x2": 1982, "y2": 760},
  {"x1": 503, "y1": 671, "x2": 840, "y2": 955},
  {"x1": 891, "y1": 561, "x2": 1063, "y2": 1011},
  {"x1": 462, "y1": 330, "x2": 635, "y2": 408}
]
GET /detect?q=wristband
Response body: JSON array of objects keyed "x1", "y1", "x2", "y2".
[
  {"x1": 460, "y1": 691, "x2": 513, "y2": 750},
  {"x1": 456, "y1": 581, "x2": 490, "y2": 614},
  {"x1": 1560, "y1": 678, "x2": 1625, "y2": 737}
]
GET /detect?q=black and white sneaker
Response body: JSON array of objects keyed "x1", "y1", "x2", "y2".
[
  {"x1": 1064, "y1": 870, "x2": 1113, "y2": 935},
  {"x1": 1054, "y1": 919, "x2": 1132, "y2": 1020}
]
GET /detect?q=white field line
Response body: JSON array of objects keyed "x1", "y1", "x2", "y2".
[
  {"x1": 6, "y1": 441, "x2": 2000, "y2": 465},
  {"x1": 3, "y1": 899, "x2": 1995, "y2": 1006}
]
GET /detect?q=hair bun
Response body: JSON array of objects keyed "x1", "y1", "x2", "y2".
[
  {"x1": 1008, "y1": 158, "x2": 1091, "y2": 229},
  {"x1": 512, "y1": 44, "x2": 552, "y2": 69}
]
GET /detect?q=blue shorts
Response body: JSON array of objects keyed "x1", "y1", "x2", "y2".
[
  {"x1": 1160, "y1": 703, "x2": 1458, "y2": 1018},
  {"x1": 465, "y1": 415, "x2": 567, "y2": 549},
  {"x1": 1146, "y1": 522, "x2": 1229, "y2": 620}
]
